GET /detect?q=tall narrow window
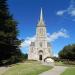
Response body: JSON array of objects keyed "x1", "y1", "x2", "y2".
[
  {"x1": 40, "y1": 42, "x2": 42, "y2": 47},
  {"x1": 30, "y1": 47, "x2": 33, "y2": 53},
  {"x1": 39, "y1": 28, "x2": 43, "y2": 36}
]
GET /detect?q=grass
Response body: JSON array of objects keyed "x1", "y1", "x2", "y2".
[
  {"x1": 2, "y1": 61, "x2": 52, "y2": 75},
  {"x1": 55, "y1": 61, "x2": 75, "y2": 67},
  {"x1": 61, "y1": 67, "x2": 75, "y2": 75},
  {"x1": 55, "y1": 61, "x2": 64, "y2": 66},
  {"x1": 55, "y1": 61, "x2": 75, "y2": 75}
]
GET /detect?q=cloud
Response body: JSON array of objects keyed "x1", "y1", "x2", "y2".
[
  {"x1": 69, "y1": 9, "x2": 75, "y2": 16},
  {"x1": 54, "y1": 53, "x2": 58, "y2": 57},
  {"x1": 56, "y1": 10, "x2": 65, "y2": 16},
  {"x1": 47, "y1": 28, "x2": 69, "y2": 42},
  {"x1": 20, "y1": 35, "x2": 36, "y2": 48},
  {"x1": 57, "y1": 9, "x2": 75, "y2": 17},
  {"x1": 56, "y1": 0, "x2": 75, "y2": 21},
  {"x1": 20, "y1": 28, "x2": 69, "y2": 48}
]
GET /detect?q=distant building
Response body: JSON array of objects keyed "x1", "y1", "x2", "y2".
[{"x1": 28, "y1": 8, "x2": 52, "y2": 61}]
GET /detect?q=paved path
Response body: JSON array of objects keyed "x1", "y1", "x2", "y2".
[
  {"x1": 0, "y1": 67, "x2": 9, "y2": 75},
  {"x1": 39, "y1": 66, "x2": 68, "y2": 75}
]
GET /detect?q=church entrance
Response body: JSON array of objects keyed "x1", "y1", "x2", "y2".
[
  {"x1": 39, "y1": 50, "x2": 43, "y2": 61},
  {"x1": 39, "y1": 55, "x2": 42, "y2": 60}
]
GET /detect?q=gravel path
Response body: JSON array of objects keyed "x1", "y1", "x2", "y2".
[
  {"x1": 0, "y1": 67, "x2": 9, "y2": 75},
  {"x1": 39, "y1": 66, "x2": 68, "y2": 75}
]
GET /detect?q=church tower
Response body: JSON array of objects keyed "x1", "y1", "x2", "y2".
[{"x1": 28, "y1": 8, "x2": 52, "y2": 61}]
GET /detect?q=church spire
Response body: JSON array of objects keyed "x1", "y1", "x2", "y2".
[
  {"x1": 37, "y1": 8, "x2": 45, "y2": 27},
  {"x1": 40, "y1": 8, "x2": 43, "y2": 21}
]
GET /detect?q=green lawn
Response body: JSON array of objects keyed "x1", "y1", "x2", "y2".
[
  {"x1": 61, "y1": 67, "x2": 75, "y2": 75},
  {"x1": 55, "y1": 61, "x2": 64, "y2": 66},
  {"x1": 2, "y1": 61, "x2": 52, "y2": 75},
  {"x1": 55, "y1": 61, "x2": 75, "y2": 67}
]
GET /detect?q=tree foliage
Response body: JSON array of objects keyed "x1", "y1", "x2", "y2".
[
  {"x1": 0, "y1": 0, "x2": 22, "y2": 65},
  {"x1": 21, "y1": 53, "x2": 28, "y2": 60},
  {"x1": 58, "y1": 44, "x2": 75, "y2": 60}
]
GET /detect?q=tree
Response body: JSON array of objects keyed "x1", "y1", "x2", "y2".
[
  {"x1": 21, "y1": 53, "x2": 28, "y2": 60},
  {"x1": 58, "y1": 44, "x2": 75, "y2": 60},
  {"x1": 0, "y1": 0, "x2": 22, "y2": 65}
]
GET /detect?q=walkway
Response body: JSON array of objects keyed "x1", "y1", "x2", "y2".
[
  {"x1": 0, "y1": 67, "x2": 9, "y2": 75},
  {"x1": 39, "y1": 66, "x2": 68, "y2": 75}
]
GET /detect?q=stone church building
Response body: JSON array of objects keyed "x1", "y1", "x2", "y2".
[{"x1": 28, "y1": 9, "x2": 52, "y2": 61}]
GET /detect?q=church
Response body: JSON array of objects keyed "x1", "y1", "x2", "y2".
[{"x1": 28, "y1": 8, "x2": 52, "y2": 61}]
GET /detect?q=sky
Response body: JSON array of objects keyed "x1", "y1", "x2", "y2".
[{"x1": 8, "y1": 0, "x2": 75, "y2": 56}]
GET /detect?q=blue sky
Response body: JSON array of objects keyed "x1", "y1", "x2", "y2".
[{"x1": 8, "y1": 0, "x2": 75, "y2": 56}]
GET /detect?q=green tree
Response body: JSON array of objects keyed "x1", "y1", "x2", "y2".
[
  {"x1": 0, "y1": 0, "x2": 22, "y2": 65},
  {"x1": 58, "y1": 44, "x2": 75, "y2": 60},
  {"x1": 22, "y1": 53, "x2": 28, "y2": 60}
]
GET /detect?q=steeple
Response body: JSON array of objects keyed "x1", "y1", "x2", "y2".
[
  {"x1": 37, "y1": 8, "x2": 45, "y2": 27},
  {"x1": 40, "y1": 8, "x2": 43, "y2": 21}
]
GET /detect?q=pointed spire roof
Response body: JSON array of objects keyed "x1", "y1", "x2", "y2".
[
  {"x1": 40, "y1": 8, "x2": 43, "y2": 21},
  {"x1": 37, "y1": 8, "x2": 45, "y2": 27}
]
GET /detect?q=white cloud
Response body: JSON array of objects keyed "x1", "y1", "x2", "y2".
[
  {"x1": 69, "y1": 9, "x2": 75, "y2": 16},
  {"x1": 20, "y1": 28, "x2": 69, "y2": 48},
  {"x1": 57, "y1": 9, "x2": 75, "y2": 17},
  {"x1": 20, "y1": 35, "x2": 36, "y2": 48},
  {"x1": 54, "y1": 53, "x2": 58, "y2": 57},
  {"x1": 56, "y1": 0, "x2": 75, "y2": 21},
  {"x1": 56, "y1": 10, "x2": 65, "y2": 16},
  {"x1": 47, "y1": 28, "x2": 69, "y2": 42}
]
